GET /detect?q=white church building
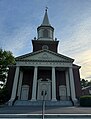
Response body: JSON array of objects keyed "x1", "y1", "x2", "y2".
[{"x1": 6, "y1": 9, "x2": 82, "y2": 106}]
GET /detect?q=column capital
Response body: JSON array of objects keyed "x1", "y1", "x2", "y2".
[
  {"x1": 16, "y1": 65, "x2": 20, "y2": 67},
  {"x1": 52, "y1": 66, "x2": 55, "y2": 68},
  {"x1": 34, "y1": 66, "x2": 38, "y2": 68},
  {"x1": 16, "y1": 65, "x2": 20, "y2": 68},
  {"x1": 69, "y1": 66, "x2": 73, "y2": 68}
]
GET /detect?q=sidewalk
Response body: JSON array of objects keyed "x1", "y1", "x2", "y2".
[{"x1": 0, "y1": 106, "x2": 91, "y2": 114}]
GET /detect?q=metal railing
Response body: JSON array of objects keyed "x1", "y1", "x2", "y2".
[{"x1": 42, "y1": 90, "x2": 47, "y2": 119}]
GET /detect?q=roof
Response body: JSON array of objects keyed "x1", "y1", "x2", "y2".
[
  {"x1": 41, "y1": 9, "x2": 51, "y2": 26},
  {"x1": 73, "y1": 64, "x2": 81, "y2": 69},
  {"x1": 82, "y1": 86, "x2": 91, "y2": 90},
  {"x1": 16, "y1": 49, "x2": 74, "y2": 63}
]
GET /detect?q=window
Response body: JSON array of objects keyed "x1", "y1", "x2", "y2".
[{"x1": 43, "y1": 29, "x2": 49, "y2": 38}]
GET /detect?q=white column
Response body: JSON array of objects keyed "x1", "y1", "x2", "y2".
[
  {"x1": 65, "y1": 70, "x2": 70, "y2": 100},
  {"x1": 69, "y1": 67, "x2": 77, "y2": 102},
  {"x1": 52, "y1": 67, "x2": 57, "y2": 101},
  {"x1": 31, "y1": 66, "x2": 38, "y2": 101},
  {"x1": 8, "y1": 66, "x2": 20, "y2": 106},
  {"x1": 17, "y1": 71, "x2": 23, "y2": 100}
]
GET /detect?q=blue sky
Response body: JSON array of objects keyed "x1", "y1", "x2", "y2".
[{"x1": 0, "y1": 0, "x2": 91, "y2": 81}]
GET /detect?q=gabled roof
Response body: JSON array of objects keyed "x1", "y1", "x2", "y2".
[
  {"x1": 16, "y1": 49, "x2": 74, "y2": 63},
  {"x1": 73, "y1": 64, "x2": 81, "y2": 69}
]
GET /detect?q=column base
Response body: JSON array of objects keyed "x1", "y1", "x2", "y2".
[
  {"x1": 8, "y1": 99, "x2": 15, "y2": 106},
  {"x1": 31, "y1": 99, "x2": 36, "y2": 101},
  {"x1": 52, "y1": 98, "x2": 57, "y2": 101},
  {"x1": 72, "y1": 98, "x2": 78, "y2": 106}
]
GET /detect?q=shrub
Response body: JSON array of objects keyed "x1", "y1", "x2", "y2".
[
  {"x1": 80, "y1": 95, "x2": 91, "y2": 107},
  {"x1": 0, "y1": 86, "x2": 8, "y2": 105}
]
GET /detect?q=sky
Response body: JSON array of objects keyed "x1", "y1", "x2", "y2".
[{"x1": 0, "y1": 0, "x2": 91, "y2": 81}]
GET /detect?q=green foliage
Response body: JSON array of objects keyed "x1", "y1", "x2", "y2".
[
  {"x1": 0, "y1": 48, "x2": 15, "y2": 84},
  {"x1": 80, "y1": 95, "x2": 91, "y2": 107},
  {"x1": 0, "y1": 48, "x2": 15, "y2": 104},
  {"x1": 81, "y1": 79, "x2": 91, "y2": 88}
]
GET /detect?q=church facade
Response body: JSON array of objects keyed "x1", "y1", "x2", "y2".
[{"x1": 7, "y1": 9, "x2": 82, "y2": 106}]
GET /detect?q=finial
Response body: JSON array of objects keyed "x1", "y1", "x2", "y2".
[{"x1": 45, "y1": 6, "x2": 48, "y2": 12}]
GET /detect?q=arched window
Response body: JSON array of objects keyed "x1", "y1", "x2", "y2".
[
  {"x1": 43, "y1": 29, "x2": 49, "y2": 38},
  {"x1": 42, "y1": 45, "x2": 49, "y2": 50}
]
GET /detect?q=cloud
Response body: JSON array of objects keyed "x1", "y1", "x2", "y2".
[
  {"x1": 0, "y1": 0, "x2": 91, "y2": 81},
  {"x1": 58, "y1": 14, "x2": 91, "y2": 81},
  {"x1": 86, "y1": 75, "x2": 91, "y2": 80},
  {"x1": 75, "y1": 50, "x2": 91, "y2": 81},
  {"x1": 0, "y1": 24, "x2": 35, "y2": 56}
]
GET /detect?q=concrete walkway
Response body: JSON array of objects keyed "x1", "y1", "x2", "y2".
[{"x1": 0, "y1": 106, "x2": 91, "y2": 114}]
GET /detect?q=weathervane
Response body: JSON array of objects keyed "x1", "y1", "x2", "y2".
[{"x1": 45, "y1": 6, "x2": 48, "y2": 12}]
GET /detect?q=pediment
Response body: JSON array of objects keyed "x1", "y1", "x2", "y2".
[{"x1": 16, "y1": 50, "x2": 74, "y2": 63}]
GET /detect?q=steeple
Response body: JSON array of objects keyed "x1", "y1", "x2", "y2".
[
  {"x1": 41, "y1": 8, "x2": 51, "y2": 26},
  {"x1": 32, "y1": 9, "x2": 59, "y2": 53},
  {"x1": 37, "y1": 8, "x2": 54, "y2": 41}
]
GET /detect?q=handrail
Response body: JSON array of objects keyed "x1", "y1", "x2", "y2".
[
  {"x1": 42, "y1": 99, "x2": 45, "y2": 119},
  {"x1": 42, "y1": 90, "x2": 46, "y2": 119}
]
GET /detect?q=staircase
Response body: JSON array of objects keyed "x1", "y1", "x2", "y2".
[
  {"x1": 14, "y1": 100, "x2": 73, "y2": 106},
  {"x1": 0, "y1": 114, "x2": 91, "y2": 119}
]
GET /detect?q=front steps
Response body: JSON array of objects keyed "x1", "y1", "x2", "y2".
[
  {"x1": 0, "y1": 105, "x2": 91, "y2": 119},
  {"x1": 14, "y1": 100, "x2": 73, "y2": 106},
  {"x1": 0, "y1": 114, "x2": 91, "y2": 119}
]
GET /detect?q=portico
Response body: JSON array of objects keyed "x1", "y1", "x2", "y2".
[{"x1": 8, "y1": 52, "x2": 76, "y2": 105}]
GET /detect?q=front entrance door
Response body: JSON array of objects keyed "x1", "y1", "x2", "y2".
[{"x1": 37, "y1": 79, "x2": 51, "y2": 100}]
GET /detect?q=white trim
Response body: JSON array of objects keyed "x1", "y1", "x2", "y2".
[
  {"x1": 69, "y1": 67, "x2": 77, "y2": 102},
  {"x1": 31, "y1": 67, "x2": 38, "y2": 101},
  {"x1": 65, "y1": 70, "x2": 70, "y2": 99},
  {"x1": 16, "y1": 49, "x2": 74, "y2": 62},
  {"x1": 8, "y1": 66, "x2": 20, "y2": 106},
  {"x1": 52, "y1": 67, "x2": 57, "y2": 101},
  {"x1": 17, "y1": 71, "x2": 23, "y2": 99},
  {"x1": 16, "y1": 61, "x2": 72, "y2": 67}
]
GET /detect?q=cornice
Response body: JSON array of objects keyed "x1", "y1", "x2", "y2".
[
  {"x1": 16, "y1": 49, "x2": 74, "y2": 63},
  {"x1": 16, "y1": 59, "x2": 73, "y2": 63}
]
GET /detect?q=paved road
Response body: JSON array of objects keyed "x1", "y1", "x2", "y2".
[{"x1": 0, "y1": 106, "x2": 91, "y2": 114}]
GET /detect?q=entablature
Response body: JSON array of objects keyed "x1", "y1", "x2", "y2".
[{"x1": 16, "y1": 60, "x2": 73, "y2": 67}]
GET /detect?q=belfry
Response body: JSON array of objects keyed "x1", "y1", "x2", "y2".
[{"x1": 7, "y1": 9, "x2": 82, "y2": 106}]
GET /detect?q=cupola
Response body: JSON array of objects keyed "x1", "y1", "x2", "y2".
[{"x1": 37, "y1": 8, "x2": 54, "y2": 41}]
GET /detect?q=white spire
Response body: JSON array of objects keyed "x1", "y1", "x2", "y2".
[{"x1": 41, "y1": 8, "x2": 51, "y2": 26}]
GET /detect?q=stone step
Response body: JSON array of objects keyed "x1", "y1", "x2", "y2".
[
  {"x1": 0, "y1": 114, "x2": 91, "y2": 119},
  {"x1": 14, "y1": 100, "x2": 73, "y2": 106}
]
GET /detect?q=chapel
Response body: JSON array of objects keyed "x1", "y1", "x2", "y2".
[{"x1": 6, "y1": 9, "x2": 82, "y2": 106}]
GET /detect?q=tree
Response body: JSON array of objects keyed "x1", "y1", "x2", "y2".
[
  {"x1": 0, "y1": 49, "x2": 15, "y2": 104},
  {"x1": 87, "y1": 80, "x2": 91, "y2": 86},
  {"x1": 81, "y1": 79, "x2": 91, "y2": 88},
  {"x1": 0, "y1": 48, "x2": 15, "y2": 87}
]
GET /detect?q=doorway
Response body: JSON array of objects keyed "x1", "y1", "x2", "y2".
[{"x1": 37, "y1": 79, "x2": 51, "y2": 100}]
